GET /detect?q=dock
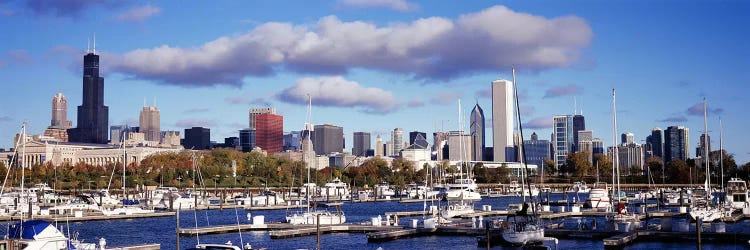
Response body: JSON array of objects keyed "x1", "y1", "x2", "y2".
[
  {"x1": 270, "y1": 225, "x2": 402, "y2": 239},
  {"x1": 110, "y1": 244, "x2": 161, "y2": 250},
  {"x1": 0, "y1": 212, "x2": 175, "y2": 222},
  {"x1": 602, "y1": 231, "x2": 750, "y2": 248}
]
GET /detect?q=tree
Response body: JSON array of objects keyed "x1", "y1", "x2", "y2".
[
  {"x1": 543, "y1": 158, "x2": 556, "y2": 177},
  {"x1": 566, "y1": 152, "x2": 592, "y2": 179},
  {"x1": 645, "y1": 156, "x2": 664, "y2": 184},
  {"x1": 593, "y1": 154, "x2": 613, "y2": 182},
  {"x1": 666, "y1": 159, "x2": 690, "y2": 184}
]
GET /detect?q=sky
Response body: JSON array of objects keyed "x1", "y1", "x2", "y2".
[{"x1": 0, "y1": 0, "x2": 748, "y2": 164}]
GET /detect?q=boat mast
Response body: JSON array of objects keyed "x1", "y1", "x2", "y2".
[
  {"x1": 20, "y1": 123, "x2": 26, "y2": 200},
  {"x1": 703, "y1": 98, "x2": 709, "y2": 191},
  {"x1": 719, "y1": 117, "x2": 724, "y2": 193},
  {"x1": 512, "y1": 68, "x2": 535, "y2": 217},
  {"x1": 612, "y1": 89, "x2": 620, "y2": 204}
]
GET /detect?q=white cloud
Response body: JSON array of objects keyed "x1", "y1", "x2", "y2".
[
  {"x1": 277, "y1": 76, "x2": 398, "y2": 114},
  {"x1": 339, "y1": 0, "x2": 418, "y2": 12},
  {"x1": 110, "y1": 5, "x2": 591, "y2": 87},
  {"x1": 115, "y1": 4, "x2": 160, "y2": 23}
]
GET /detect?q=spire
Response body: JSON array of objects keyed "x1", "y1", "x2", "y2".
[
  {"x1": 87, "y1": 37, "x2": 90, "y2": 53},
  {"x1": 143, "y1": 98, "x2": 147, "y2": 107},
  {"x1": 574, "y1": 97, "x2": 577, "y2": 115},
  {"x1": 93, "y1": 33, "x2": 96, "y2": 54}
]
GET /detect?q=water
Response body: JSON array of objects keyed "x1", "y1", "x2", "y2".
[{"x1": 41, "y1": 196, "x2": 747, "y2": 249}]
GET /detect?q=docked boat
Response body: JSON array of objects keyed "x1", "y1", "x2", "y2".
[
  {"x1": 569, "y1": 182, "x2": 591, "y2": 193},
  {"x1": 236, "y1": 190, "x2": 284, "y2": 207},
  {"x1": 188, "y1": 242, "x2": 261, "y2": 250},
  {"x1": 726, "y1": 177, "x2": 748, "y2": 210},
  {"x1": 689, "y1": 99, "x2": 723, "y2": 223},
  {"x1": 375, "y1": 182, "x2": 396, "y2": 197},
  {"x1": 47, "y1": 195, "x2": 108, "y2": 216},
  {"x1": 501, "y1": 214, "x2": 545, "y2": 246},
  {"x1": 5, "y1": 219, "x2": 101, "y2": 250},
  {"x1": 321, "y1": 177, "x2": 350, "y2": 200},
  {"x1": 586, "y1": 182, "x2": 612, "y2": 209},
  {"x1": 444, "y1": 178, "x2": 481, "y2": 201}
]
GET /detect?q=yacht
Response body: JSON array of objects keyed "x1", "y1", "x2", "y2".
[
  {"x1": 47, "y1": 195, "x2": 108, "y2": 216},
  {"x1": 5, "y1": 220, "x2": 101, "y2": 250},
  {"x1": 586, "y1": 182, "x2": 611, "y2": 209},
  {"x1": 235, "y1": 190, "x2": 285, "y2": 207},
  {"x1": 569, "y1": 182, "x2": 590, "y2": 193},
  {"x1": 439, "y1": 200, "x2": 474, "y2": 219},
  {"x1": 444, "y1": 178, "x2": 481, "y2": 201},
  {"x1": 501, "y1": 215, "x2": 545, "y2": 246},
  {"x1": 726, "y1": 178, "x2": 748, "y2": 210},
  {"x1": 375, "y1": 182, "x2": 396, "y2": 197},
  {"x1": 321, "y1": 177, "x2": 350, "y2": 200}
]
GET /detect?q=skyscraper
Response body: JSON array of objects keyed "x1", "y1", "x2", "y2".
[
  {"x1": 696, "y1": 134, "x2": 711, "y2": 159},
  {"x1": 139, "y1": 105, "x2": 160, "y2": 142},
  {"x1": 183, "y1": 127, "x2": 211, "y2": 150},
  {"x1": 621, "y1": 132, "x2": 635, "y2": 145},
  {"x1": 391, "y1": 128, "x2": 403, "y2": 156},
  {"x1": 312, "y1": 124, "x2": 343, "y2": 155},
  {"x1": 577, "y1": 130, "x2": 594, "y2": 163},
  {"x1": 239, "y1": 129, "x2": 255, "y2": 152},
  {"x1": 283, "y1": 131, "x2": 301, "y2": 151},
  {"x1": 256, "y1": 113, "x2": 283, "y2": 153},
  {"x1": 492, "y1": 79, "x2": 514, "y2": 162},
  {"x1": 470, "y1": 103, "x2": 485, "y2": 161},
  {"x1": 51, "y1": 93, "x2": 72, "y2": 129},
  {"x1": 572, "y1": 114, "x2": 586, "y2": 152},
  {"x1": 68, "y1": 47, "x2": 109, "y2": 144},
  {"x1": 248, "y1": 107, "x2": 275, "y2": 130},
  {"x1": 646, "y1": 127, "x2": 664, "y2": 159},
  {"x1": 524, "y1": 132, "x2": 551, "y2": 170},
  {"x1": 447, "y1": 131, "x2": 471, "y2": 162},
  {"x1": 553, "y1": 115, "x2": 574, "y2": 169},
  {"x1": 664, "y1": 126, "x2": 689, "y2": 162},
  {"x1": 353, "y1": 132, "x2": 371, "y2": 156},
  {"x1": 409, "y1": 131, "x2": 427, "y2": 146},
  {"x1": 374, "y1": 135, "x2": 384, "y2": 157}
]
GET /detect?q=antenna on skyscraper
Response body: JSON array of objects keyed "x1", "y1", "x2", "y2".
[
  {"x1": 87, "y1": 37, "x2": 90, "y2": 53},
  {"x1": 574, "y1": 97, "x2": 577, "y2": 115},
  {"x1": 143, "y1": 98, "x2": 147, "y2": 107},
  {"x1": 93, "y1": 33, "x2": 97, "y2": 54}
]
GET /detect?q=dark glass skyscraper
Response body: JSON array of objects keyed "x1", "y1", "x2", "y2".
[
  {"x1": 470, "y1": 103, "x2": 485, "y2": 161},
  {"x1": 68, "y1": 51, "x2": 109, "y2": 144},
  {"x1": 646, "y1": 127, "x2": 664, "y2": 159},
  {"x1": 572, "y1": 114, "x2": 585, "y2": 152},
  {"x1": 408, "y1": 131, "x2": 427, "y2": 146},
  {"x1": 664, "y1": 126, "x2": 689, "y2": 162}
]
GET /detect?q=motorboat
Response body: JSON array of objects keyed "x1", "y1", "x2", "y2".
[
  {"x1": 439, "y1": 201, "x2": 474, "y2": 219},
  {"x1": 586, "y1": 182, "x2": 611, "y2": 210},
  {"x1": 321, "y1": 178, "x2": 350, "y2": 199},
  {"x1": 375, "y1": 182, "x2": 396, "y2": 197},
  {"x1": 300, "y1": 183, "x2": 318, "y2": 197},
  {"x1": 569, "y1": 182, "x2": 590, "y2": 193},
  {"x1": 235, "y1": 190, "x2": 284, "y2": 207},
  {"x1": 5, "y1": 219, "x2": 101, "y2": 250},
  {"x1": 726, "y1": 177, "x2": 748, "y2": 210},
  {"x1": 689, "y1": 188, "x2": 723, "y2": 222},
  {"x1": 444, "y1": 178, "x2": 481, "y2": 201},
  {"x1": 47, "y1": 195, "x2": 108, "y2": 216},
  {"x1": 286, "y1": 209, "x2": 346, "y2": 225}
]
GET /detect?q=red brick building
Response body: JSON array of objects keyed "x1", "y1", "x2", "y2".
[{"x1": 255, "y1": 113, "x2": 283, "y2": 153}]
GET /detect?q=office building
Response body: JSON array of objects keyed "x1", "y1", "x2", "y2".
[
  {"x1": 553, "y1": 115, "x2": 574, "y2": 169},
  {"x1": 492, "y1": 79, "x2": 514, "y2": 162},
  {"x1": 68, "y1": 46, "x2": 109, "y2": 144},
  {"x1": 646, "y1": 127, "x2": 664, "y2": 159},
  {"x1": 139, "y1": 105, "x2": 160, "y2": 142},
  {"x1": 239, "y1": 129, "x2": 255, "y2": 152},
  {"x1": 248, "y1": 107, "x2": 275, "y2": 130},
  {"x1": 312, "y1": 124, "x2": 343, "y2": 155},
  {"x1": 696, "y1": 134, "x2": 711, "y2": 159},
  {"x1": 664, "y1": 126, "x2": 689, "y2": 162},
  {"x1": 391, "y1": 128, "x2": 404, "y2": 156},
  {"x1": 608, "y1": 143, "x2": 645, "y2": 175},
  {"x1": 524, "y1": 132, "x2": 551, "y2": 170},
  {"x1": 160, "y1": 131, "x2": 181, "y2": 146},
  {"x1": 255, "y1": 113, "x2": 283, "y2": 153},
  {"x1": 621, "y1": 132, "x2": 635, "y2": 145},
  {"x1": 470, "y1": 103, "x2": 485, "y2": 161},
  {"x1": 183, "y1": 127, "x2": 210, "y2": 150},
  {"x1": 409, "y1": 131, "x2": 427, "y2": 146},
  {"x1": 577, "y1": 130, "x2": 594, "y2": 163},
  {"x1": 374, "y1": 135, "x2": 384, "y2": 157},
  {"x1": 447, "y1": 131, "x2": 471, "y2": 162},
  {"x1": 572, "y1": 114, "x2": 585, "y2": 152},
  {"x1": 283, "y1": 131, "x2": 301, "y2": 151},
  {"x1": 353, "y1": 132, "x2": 371, "y2": 157}
]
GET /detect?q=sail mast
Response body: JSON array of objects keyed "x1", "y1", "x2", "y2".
[
  {"x1": 703, "y1": 98, "x2": 709, "y2": 191},
  {"x1": 512, "y1": 68, "x2": 535, "y2": 217},
  {"x1": 612, "y1": 89, "x2": 620, "y2": 204},
  {"x1": 719, "y1": 117, "x2": 724, "y2": 192}
]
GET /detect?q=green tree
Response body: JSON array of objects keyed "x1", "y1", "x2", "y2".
[
  {"x1": 566, "y1": 152, "x2": 592, "y2": 179},
  {"x1": 666, "y1": 159, "x2": 690, "y2": 184}
]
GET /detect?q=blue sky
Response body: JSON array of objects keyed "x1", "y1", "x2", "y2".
[{"x1": 0, "y1": 0, "x2": 748, "y2": 164}]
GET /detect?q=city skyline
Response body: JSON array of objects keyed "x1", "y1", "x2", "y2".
[{"x1": 0, "y1": 1, "x2": 748, "y2": 164}]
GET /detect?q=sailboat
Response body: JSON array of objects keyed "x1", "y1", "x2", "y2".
[
  {"x1": 105, "y1": 141, "x2": 154, "y2": 215},
  {"x1": 689, "y1": 98, "x2": 723, "y2": 222},
  {"x1": 500, "y1": 68, "x2": 545, "y2": 245},
  {"x1": 439, "y1": 99, "x2": 478, "y2": 220},
  {"x1": 0, "y1": 123, "x2": 41, "y2": 216},
  {"x1": 607, "y1": 89, "x2": 640, "y2": 230},
  {"x1": 285, "y1": 94, "x2": 346, "y2": 225}
]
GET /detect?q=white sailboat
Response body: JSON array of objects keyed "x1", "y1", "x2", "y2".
[
  {"x1": 501, "y1": 68, "x2": 545, "y2": 245},
  {"x1": 0, "y1": 123, "x2": 41, "y2": 216},
  {"x1": 608, "y1": 89, "x2": 640, "y2": 230},
  {"x1": 689, "y1": 98, "x2": 723, "y2": 222},
  {"x1": 440, "y1": 99, "x2": 477, "y2": 219},
  {"x1": 285, "y1": 94, "x2": 345, "y2": 225},
  {"x1": 107, "y1": 142, "x2": 154, "y2": 215}
]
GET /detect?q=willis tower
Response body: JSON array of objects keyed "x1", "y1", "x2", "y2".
[{"x1": 68, "y1": 41, "x2": 109, "y2": 144}]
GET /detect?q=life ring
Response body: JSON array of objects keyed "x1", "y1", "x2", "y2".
[{"x1": 448, "y1": 205, "x2": 454, "y2": 210}]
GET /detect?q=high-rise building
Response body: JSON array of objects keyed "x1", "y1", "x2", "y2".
[
  {"x1": 592, "y1": 138, "x2": 604, "y2": 155},
  {"x1": 283, "y1": 131, "x2": 301, "y2": 151},
  {"x1": 646, "y1": 127, "x2": 664, "y2": 159},
  {"x1": 553, "y1": 115, "x2": 574, "y2": 169},
  {"x1": 44, "y1": 93, "x2": 73, "y2": 142},
  {"x1": 255, "y1": 113, "x2": 283, "y2": 153},
  {"x1": 524, "y1": 132, "x2": 551, "y2": 170},
  {"x1": 696, "y1": 134, "x2": 711, "y2": 159},
  {"x1": 312, "y1": 124, "x2": 343, "y2": 155},
  {"x1": 385, "y1": 141, "x2": 394, "y2": 157},
  {"x1": 621, "y1": 132, "x2": 635, "y2": 145},
  {"x1": 301, "y1": 126, "x2": 316, "y2": 170},
  {"x1": 50, "y1": 93, "x2": 72, "y2": 129},
  {"x1": 239, "y1": 129, "x2": 255, "y2": 152},
  {"x1": 183, "y1": 127, "x2": 210, "y2": 150},
  {"x1": 248, "y1": 107, "x2": 275, "y2": 130},
  {"x1": 68, "y1": 47, "x2": 109, "y2": 144},
  {"x1": 160, "y1": 130, "x2": 181, "y2": 146},
  {"x1": 572, "y1": 114, "x2": 586, "y2": 152},
  {"x1": 577, "y1": 130, "x2": 594, "y2": 163},
  {"x1": 447, "y1": 131, "x2": 471, "y2": 162},
  {"x1": 409, "y1": 131, "x2": 427, "y2": 146},
  {"x1": 139, "y1": 105, "x2": 160, "y2": 142},
  {"x1": 664, "y1": 126, "x2": 689, "y2": 162},
  {"x1": 374, "y1": 135, "x2": 384, "y2": 157},
  {"x1": 352, "y1": 132, "x2": 371, "y2": 156},
  {"x1": 433, "y1": 132, "x2": 448, "y2": 161},
  {"x1": 391, "y1": 128, "x2": 404, "y2": 156},
  {"x1": 470, "y1": 103, "x2": 485, "y2": 161},
  {"x1": 110, "y1": 125, "x2": 124, "y2": 144},
  {"x1": 608, "y1": 143, "x2": 645, "y2": 175},
  {"x1": 492, "y1": 79, "x2": 514, "y2": 162}
]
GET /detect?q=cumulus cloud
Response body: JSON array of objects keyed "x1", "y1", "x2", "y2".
[
  {"x1": 7, "y1": 49, "x2": 34, "y2": 64},
  {"x1": 657, "y1": 115, "x2": 688, "y2": 123},
  {"x1": 175, "y1": 119, "x2": 218, "y2": 128},
  {"x1": 109, "y1": 5, "x2": 592, "y2": 87},
  {"x1": 277, "y1": 76, "x2": 398, "y2": 114},
  {"x1": 686, "y1": 102, "x2": 723, "y2": 116},
  {"x1": 523, "y1": 117, "x2": 553, "y2": 129},
  {"x1": 339, "y1": 0, "x2": 418, "y2": 12},
  {"x1": 429, "y1": 92, "x2": 463, "y2": 105},
  {"x1": 25, "y1": 0, "x2": 124, "y2": 18},
  {"x1": 406, "y1": 98, "x2": 424, "y2": 108},
  {"x1": 115, "y1": 4, "x2": 159, "y2": 22},
  {"x1": 543, "y1": 84, "x2": 582, "y2": 98}
]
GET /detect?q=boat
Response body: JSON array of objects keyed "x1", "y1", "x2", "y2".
[
  {"x1": 235, "y1": 190, "x2": 285, "y2": 207},
  {"x1": 586, "y1": 182, "x2": 612, "y2": 209},
  {"x1": 5, "y1": 219, "x2": 101, "y2": 250},
  {"x1": 0, "y1": 124, "x2": 41, "y2": 216},
  {"x1": 521, "y1": 184, "x2": 539, "y2": 197},
  {"x1": 375, "y1": 182, "x2": 396, "y2": 197},
  {"x1": 569, "y1": 182, "x2": 590, "y2": 193},
  {"x1": 187, "y1": 242, "x2": 262, "y2": 250},
  {"x1": 47, "y1": 195, "x2": 109, "y2": 216},
  {"x1": 285, "y1": 94, "x2": 345, "y2": 225},
  {"x1": 439, "y1": 200, "x2": 474, "y2": 219},
  {"x1": 689, "y1": 98, "x2": 723, "y2": 222},
  {"x1": 726, "y1": 178, "x2": 748, "y2": 210},
  {"x1": 500, "y1": 68, "x2": 544, "y2": 245},
  {"x1": 321, "y1": 177, "x2": 350, "y2": 200}
]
